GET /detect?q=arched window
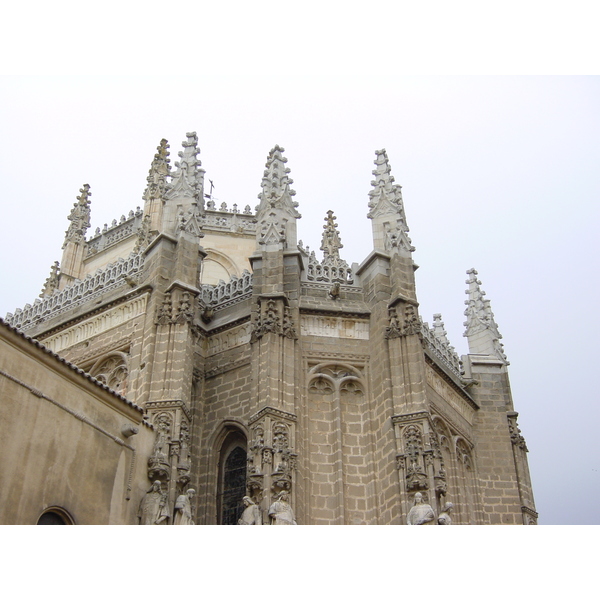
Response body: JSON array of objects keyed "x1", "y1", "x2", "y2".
[
  {"x1": 37, "y1": 508, "x2": 74, "y2": 525},
  {"x1": 217, "y1": 430, "x2": 247, "y2": 525}
]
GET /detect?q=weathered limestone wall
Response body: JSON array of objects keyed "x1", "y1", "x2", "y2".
[
  {"x1": 465, "y1": 354, "x2": 529, "y2": 524},
  {"x1": 0, "y1": 321, "x2": 153, "y2": 525}
]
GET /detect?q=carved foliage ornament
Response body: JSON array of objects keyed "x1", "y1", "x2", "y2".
[
  {"x1": 385, "y1": 305, "x2": 420, "y2": 339},
  {"x1": 251, "y1": 298, "x2": 297, "y2": 342}
]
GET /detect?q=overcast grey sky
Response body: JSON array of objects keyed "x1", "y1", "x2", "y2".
[{"x1": 1, "y1": 2, "x2": 598, "y2": 538}]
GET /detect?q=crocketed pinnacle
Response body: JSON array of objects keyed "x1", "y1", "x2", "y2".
[
  {"x1": 168, "y1": 132, "x2": 205, "y2": 206},
  {"x1": 432, "y1": 314, "x2": 451, "y2": 346},
  {"x1": 320, "y1": 210, "x2": 344, "y2": 265},
  {"x1": 143, "y1": 139, "x2": 171, "y2": 202},
  {"x1": 257, "y1": 145, "x2": 300, "y2": 218},
  {"x1": 463, "y1": 268, "x2": 509, "y2": 364},
  {"x1": 367, "y1": 149, "x2": 414, "y2": 254},
  {"x1": 62, "y1": 184, "x2": 92, "y2": 248}
]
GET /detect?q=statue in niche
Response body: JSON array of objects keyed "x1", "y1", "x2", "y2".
[
  {"x1": 406, "y1": 492, "x2": 435, "y2": 525},
  {"x1": 437, "y1": 502, "x2": 453, "y2": 525},
  {"x1": 138, "y1": 480, "x2": 171, "y2": 525},
  {"x1": 238, "y1": 496, "x2": 262, "y2": 525},
  {"x1": 268, "y1": 491, "x2": 297, "y2": 525},
  {"x1": 173, "y1": 488, "x2": 196, "y2": 525}
]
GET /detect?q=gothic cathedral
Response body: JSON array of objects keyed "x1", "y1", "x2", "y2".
[{"x1": 0, "y1": 133, "x2": 537, "y2": 525}]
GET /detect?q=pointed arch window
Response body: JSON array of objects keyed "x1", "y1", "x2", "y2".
[{"x1": 217, "y1": 430, "x2": 247, "y2": 525}]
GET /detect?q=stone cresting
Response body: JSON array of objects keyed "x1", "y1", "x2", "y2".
[
  {"x1": 5, "y1": 252, "x2": 145, "y2": 331},
  {"x1": 87, "y1": 207, "x2": 144, "y2": 256},
  {"x1": 200, "y1": 270, "x2": 253, "y2": 309},
  {"x1": 420, "y1": 316, "x2": 463, "y2": 379}
]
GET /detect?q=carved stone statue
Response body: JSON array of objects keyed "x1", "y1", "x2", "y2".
[
  {"x1": 406, "y1": 492, "x2": 435, "y2": 525},
  {"x1": 268, "y1": 491, "x2": 297, "y2": 525},
  {"x1": 437, "y1": 501, "x2": 453, "y2": 525},
  {"x1": 173, "y1": 488, "x2": 196, "y2": 525},
  {"x1": 138, "y1": 480, "x2": 170, "y2": 525},
  {"x1": 238, "y1": 496, "x2": 262, "y2": 525}
]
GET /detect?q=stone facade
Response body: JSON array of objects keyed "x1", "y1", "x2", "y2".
[{"x1": 2, "y1": 133, "x2": 537, "y2": 524}]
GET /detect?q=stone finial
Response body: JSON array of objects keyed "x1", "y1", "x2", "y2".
[
  {"x1": 40, "y1": 261, "x2": 60, "y2": 297},
  {"x1": 367, "y1": 149, "x2": 414, "y2": 256},
  {"x1": 320, "y1": 210, "x2": 344, "y2": 264},
  {"x1": 432, "y1": 313, "x2": 450, "y2": 346},
  {"x1": 463, "y1": 268, "x2": 509, "y2": 364},
  {"x1": 62, "y1": 184, "x2": 92, "y2": 249},
  {"x1": 143, "y1": 139, "x2": 171, "y2": 202},
  {"x1": 167, "y1": 132, "x2": 205, "y2": 209},
  {"x1": 257, "y1": 145, "x2": 300, "y2": 218},
  {"x1": 256, "y1": 145, "x2": 300, "y2": 248}
]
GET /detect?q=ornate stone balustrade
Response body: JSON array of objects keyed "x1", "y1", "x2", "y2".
[
  {"x1": 306, "y1": 262, "x2": 354, "y2": 285},
  {"x1": 87, "y1": 208, "x2": 144, "y2": 257},
  {"x1": 420, "y1": 319, "x2": 463, "y2": 379},
  {"x1": 200, "y1": 270, "x2": 253, "y2": 308},
  {"x1": 6, "y1": 253, "x2": 145, "y2": 331},
  {"x1": 203, "y1": 202, "x2": 257, "y2": 233}
]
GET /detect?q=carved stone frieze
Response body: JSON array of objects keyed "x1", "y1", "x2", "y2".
[
  {"x1": 40, "y1": 295, "x2": 148, "y2": 355},
  {"x1": 300, "y1": 315, "x2": 369, "y2": 339}
]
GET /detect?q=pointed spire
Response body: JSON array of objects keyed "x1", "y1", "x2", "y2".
[
  {"x1": 257, "y1": 145, "x2": 300, "y2": 218},
  {"x1": 320, "y1": 210, "x2": 344, "y2": 265},
  {"x1": 40, "y1": 261, "x2": 60, "y2": 297},
  {"x1": 167, "y1": 132, "x2": 205, "y2": 209},
  {"x1": 367, "y1": 149, "x2": 414, "y2": 256},
  {"x1": 62, "y1": 184, "x2": 92, "y2": 249},
  {"x1": 256, "y1": 145, "x2": 300, "y2": 249},
  {"x1": 463, "y1": 268, "x2": 509, "y2": 364},
  {"x1": 143, "y1": 139, "x2": 171, "y2": 202},
  {"x1": 432, "y1": 313, "x2": 451, "y2": 346}
]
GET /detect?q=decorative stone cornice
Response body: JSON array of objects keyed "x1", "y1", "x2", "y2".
[
  {"x1": 145, "y1": 399, "x2": 192, "y2": 422},
  {"x1": 249, "y1": 406, "x2": 297, "y2": 426},
  {"x1": 6, "y1": 253, "x2": 146, "y2": 331}
]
